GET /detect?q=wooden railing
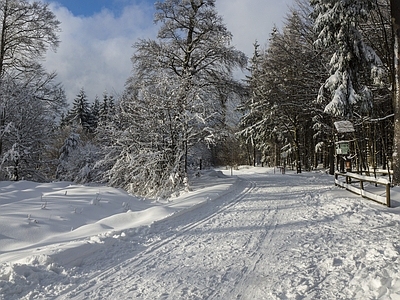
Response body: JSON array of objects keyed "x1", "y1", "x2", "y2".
[{"x1": 335, "y1": 171, "x2": 391, "y2": 207}]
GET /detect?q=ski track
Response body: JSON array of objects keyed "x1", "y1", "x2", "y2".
[{"x1": 4, "y1": 171, "x2": 400, "y2": 300}]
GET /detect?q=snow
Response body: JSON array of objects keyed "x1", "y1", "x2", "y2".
[
  {"x1": 1, "y1": 167, "x2": 400, "y2": 299},
  {"x1": 334, "y1": 120, "x2": 355, "y2": 133}
]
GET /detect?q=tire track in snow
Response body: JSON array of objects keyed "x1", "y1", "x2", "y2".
[
  {"x1": 73, "y1": 174, "x2": 304, "y2": 300},
  {"x1": 54, "y1": 178, "x2": 257, "y2": 299}
]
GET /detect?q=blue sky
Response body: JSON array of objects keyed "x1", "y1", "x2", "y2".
[
  {"x1": 49, "y1": 0, "x2": 156, "y2": 17},
  {"x1": 43, "y1": 0, "x2": 295, "y2": 103},
  {"x1": 51, "y1": 0, "x2": 113, "y2": 16}
]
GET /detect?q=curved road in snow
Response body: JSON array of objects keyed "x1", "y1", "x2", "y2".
[{"x1": 53, "y1": 171, "x2": 400, "y2": 300}]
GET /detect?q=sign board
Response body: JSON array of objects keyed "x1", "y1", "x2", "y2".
[{"x1": 336, "y1": 141, "x2": 349, "y2": 155}]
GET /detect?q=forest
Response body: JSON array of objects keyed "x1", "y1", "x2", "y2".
[{"x1": 0, "y1": 0, "x2": 399, "y2": 198}]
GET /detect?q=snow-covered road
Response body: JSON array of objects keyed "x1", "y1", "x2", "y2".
[
  {"x1": 53, "y1": 171, "x2": 400, "y2": 300},
  {"x1": 2, "y1": 168, "x2": 400, "y2": 299}
]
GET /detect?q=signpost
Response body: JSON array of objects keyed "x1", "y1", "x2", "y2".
[{"x1": 334, "y1": 121, "x2": 355, "y2": 173}]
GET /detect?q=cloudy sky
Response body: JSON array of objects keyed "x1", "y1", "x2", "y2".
[{"x1": 43, "y1": 0, "x2": 295, "y2": 103}]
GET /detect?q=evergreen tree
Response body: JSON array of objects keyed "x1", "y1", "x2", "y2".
[
  {"x1": 56, "y1": 132, "x2": 79, "y2": 180},
  {"x1": 310, "y1": 0, "x2": 384, "y2": 119},
  {"x1": 238, "y1": 41, "x2": 265, "y2": 166},
  {"x1": 239, "y1": 8, "x2": 325, "y2": 173},
  {"x1": 66, "y1": 88, "x2": 92, "y2": 132},
  {"x1": 90, "y1": 96, "x2": 100, "y2": 130},
  {"x1": 98, "y1": 92, "x2": 115, "y2": 125}
]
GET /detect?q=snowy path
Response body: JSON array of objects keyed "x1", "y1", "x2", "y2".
[
  {"x1": 53, "y1": 171, "x2": 400, "y2": 300},
  {"x1": 2, "y1": 169, "x2": 400, "y2": 299}
]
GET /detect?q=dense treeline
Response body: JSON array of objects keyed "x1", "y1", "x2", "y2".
[
  {"x1": 0, "y1": 0, "x2": 399, "y2": 197},
  {"x1": 240, "y1": 0, "x2": 394, "y2": 176}
]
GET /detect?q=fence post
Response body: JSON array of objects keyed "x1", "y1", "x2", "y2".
[{"x1": 386, "y1": 183, "x2": 391, "y2": 207}]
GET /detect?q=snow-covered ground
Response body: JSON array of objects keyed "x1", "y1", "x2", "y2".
[{"x1": 1, "y1": 167, "x2": 400, "y2": 299}]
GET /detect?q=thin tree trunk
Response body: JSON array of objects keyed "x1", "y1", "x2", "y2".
[
  {"x1": 391, "y1": 0, "x2": 400, "y2": 184},
  {"x1": 0, "y1": 1, "x2": 8, "y2": 157},
  {"x1": 329, "y1": 141, "x2": 335, "y2": 175},
  {"x1": 294, "y1": 128, "x2": 301, "y2": 174}
]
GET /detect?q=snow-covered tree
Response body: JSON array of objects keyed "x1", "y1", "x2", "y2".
[
  {"x1": 240, "y1": 7, "x2": 325, "y2": 173},
  {"x1": 311, "y1": 0, "x2": 384, "y2": 119},
  {"x1": 54, "y1": 88, "x2": 105, "y2": 182},
  {"x1": 0, "y1": 73, "x2": 64, "y2": 181},
  {"x1": 0, "y1": 0, "x2": 60, "y2": 157},
  {"x1": 105, "y1": 73, "x2": 189, "y2": 197},
  {"x1": 105, "y1": 0, "x2": 246, "y2": 197},
  {"x1": 0, "y1": 0, "x2": 60, "y2": 76},
  {"x1": 98, "y1": 92, "x2": 115, "y2": 126},
  {"x1": 0, "y1": 0, "x2": 64, "y2": 181},
  {"x1": 55, "y1": 127, "x2": 102, "y2": 183},
  {"x1": 308, "y1": 0, "x2": 400, "y2": 176},
  {"x1": 65, "y1": 88, "x2": 92, "y2": 132},
  {"x1": 56, "y1": 132, "x2": 79, "y2": 179},
  {"x1": 232, "y1": 41, "x2": 262, "y2": 167},
  {"x1": 89, "y1": 96, "x2": 100, "y2": 130}
]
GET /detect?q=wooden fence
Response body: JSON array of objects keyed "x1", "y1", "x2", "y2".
[{"x1": 334, "y1": 171, "x2": 391, "y2": 207}]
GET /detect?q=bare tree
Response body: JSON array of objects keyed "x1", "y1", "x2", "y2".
[
  {"x1": 0, "y1": 0, "x2": 60, "y2": 77},
  {"x1": 107, "y1": 0, "x2": 247, "y2": 197},
  {"x1": 0, "y1": 0, "x2": 60, "y2": 156},
  {"x1": 0, "y1": 74, "x2": 63, "y2": 181},
  {"x1": 0, "y1": 0, "x2": 63, "y2": 180}
]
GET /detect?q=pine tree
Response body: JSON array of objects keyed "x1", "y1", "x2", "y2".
[
  {"x1": 311, "y1": 0, "x2": 384, "y2": 119},
  {"x1": 98, "y1": 92, "x2": 116, "y2": 125},
  {"x1": 91, "y1": 96, "x2": 100, "y2": 128},
  {"x1": 66, "y1": 88, "x2": 92, "y2": 132},
  {"x1": 239, "y1": 8, "x2": 325, "y2": 173},
  {"x1": 238, "y1": 41, "x2": 264, "y2": 166}
]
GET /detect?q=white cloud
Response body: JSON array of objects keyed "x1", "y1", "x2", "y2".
[
  {"x1": 43, "y1": 0, "x2": 295, "y2": 104},
  {"x1": 43, "y1": 3, "x2": 157, "y2": 103},
  {"x1": 216, "y1": 0, "x2": 295, "y2": 56}
]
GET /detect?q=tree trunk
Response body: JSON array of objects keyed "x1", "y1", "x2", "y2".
[
  {"x1": 0, "y1": 1, "x2": 8, "y2": 157},
  {"x1": 329, "y1": 141, "x2": 335, "y2": 175},
  {"x1": 392, "y1": 0, "x2": 400, "y2": 184},
  {"x1": 293, "y1": 127, "x2": 301, "y2": 174}
]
